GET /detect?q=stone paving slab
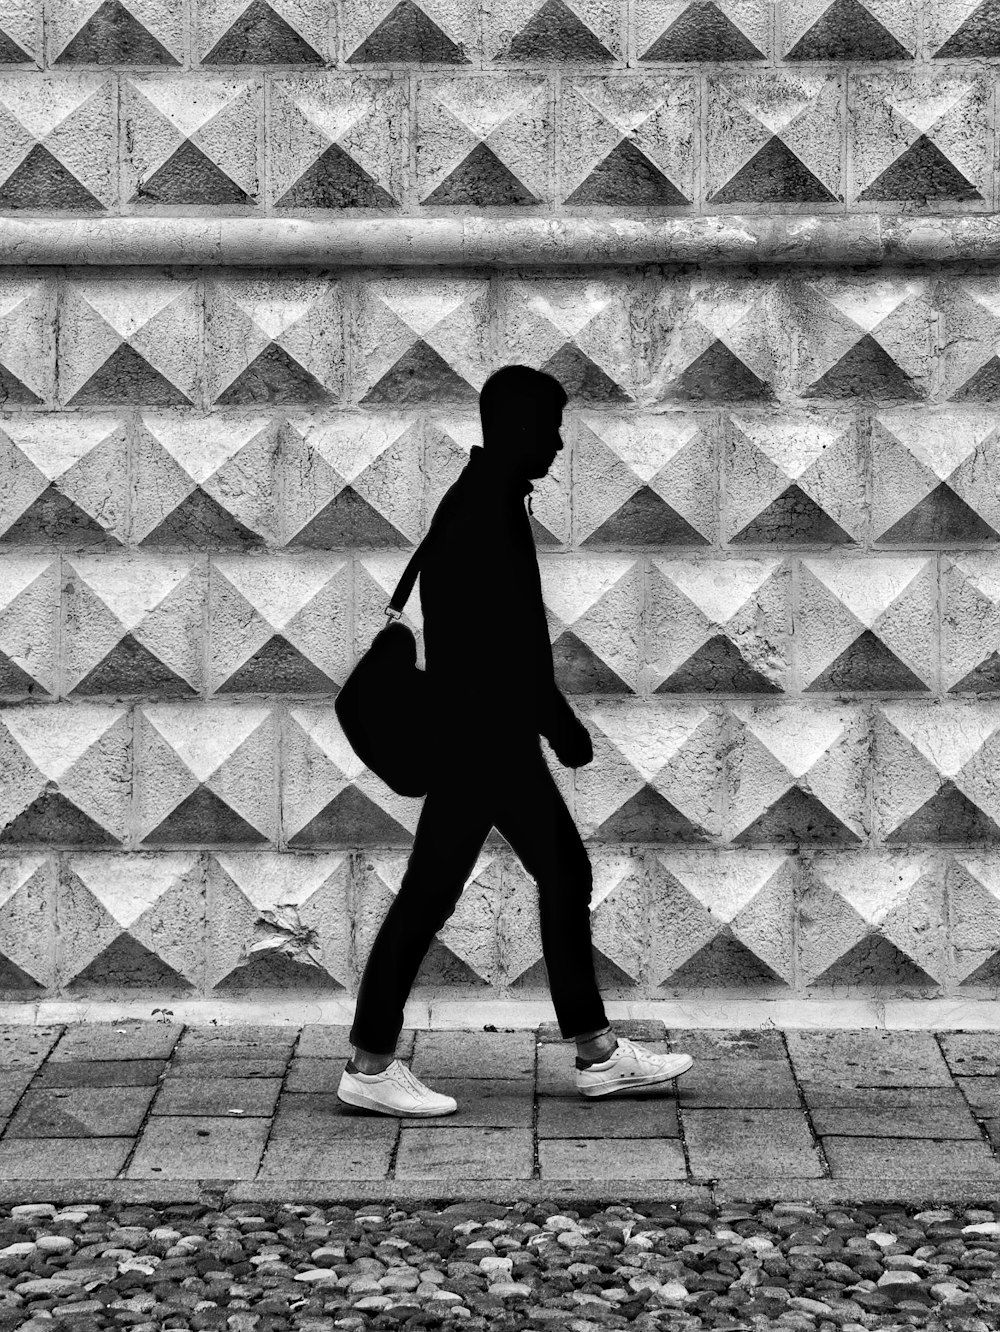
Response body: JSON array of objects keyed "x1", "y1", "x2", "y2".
[
  {"x1": 149, "y1": 1076, "x2": 283, "y2": 1117},
  {"x1": 410, "y1": 1030, "x2": 535, "y2": 1080},
  {"x1": 166, "y1": 1056, "x2": 290, "y2": 1079},
  {"x1": 124, "y1": 1115, "x2": 271, "y2": 1179},
  {"x1": 538, "y1": 1137, "x2": 687, "y2": 1179},
  {"x1": 809, "y1": 1096, "x2": 983, "y2": 1138},
  {"x1": 394, "y1": 1127, "x2": 534, "y2": 1180},
  {"x1": 6, "y1": 1086, "x2": 154, "y2": 1137},
  {"x1": 32, "y1": 1059, "x2": 167, "y2": 1088},
  {"x1": 48, "y1": 1022, "x2": 181, "y2": 1062},
  {"x1": 785, "y1": 1030, "x2": 955, "y2": 1086},
  {"x1": 956, "y1": 1075, "x2": 1000, "y2": 1115},
  {"x1": 682, "y1": 1108, "x2": 825, "y2": 1178},
  {"x1": 537, "y1": 1096, "x2": 680, "y2": 1138},
  {"x1": 270, "y1": 1093, "x2": 400, "y2": 1140},
  {"x1": 938, "y1": 1032, "x2": 1000, "y2": 1076},
  {"x1": 676, "y1": 1058, "x2": 800, "y2": 1106},
  {"x1": 821, "y1": 1136, "x2": 1000, "y2": 1179},
  {"x1": 0, "y1": 1137, "x2": 133, "y2": 1179},
  {"x1": 257, "y1": 1139, "x2": 395, "y2": 1180}
]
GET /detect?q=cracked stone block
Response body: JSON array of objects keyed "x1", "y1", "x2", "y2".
[
  {"x1": 796, "y1": 555, "x2": 936, "y2": 694},
  {"x1": 0, "y1": 0, "x2": 35, "y2": 64},
  {"x1": 197, "y1": 0, "x2": 329, "y2": 65},
  {"x1": 49, "y1": 0, "x2": 184, "y2": 65},
  {"x1": 340, "y1": 0, "x2": 477, "y2": 65},
  {"x1": 649, "y1": 847, "x2": 795, "y2": 991},
  {"x1": 268, "y1": 74, "x2": 405, "y2": 209},
  {"x1": 849, "y1": 69, "x2": 991, "y2": 208},
  {"x1": 537, "y1": 554, "x2": 642, "y2": 696},
  {"x1": 58, "y1": 273, "x2": 201, "y2": 408},
  {"x1": 0, "y1": 556, "x2": 58, "y2": 699},
  {"x1": 122, "y1": 75, "x2": 260, "y2": 207},
  {"x1": 872, "y1": 700, "x2": 1000, "y2": 845},
  {"x1": 779, "y1": 0, "x2": 916, "y2": 60},
  {"x1": 416, "y1": 73, "x2": 552, "y2": 207},
  {"x1": 0, "y1": 417, "x2": 128, "y2": 550},
  {"x1": 0, "y1": 274, "x2": 53, "y2": 406},
  {"x1": 0, "y1": 704, "x2": 130, "y2": 847},
  {"x1": 634, "y1": 0, "x2": 769, "y2": 63},
  {"x1": 722, "y1": 410, "x2": 863, "y2": 546},
  {"x1": 206, "y1": 273, "x2": 343, "y2": 406},
  {"x1": 799, "y1": 849, "x2": 946, "y2": 991},
  {"x1": 724, "y1": 701, "x2": 867, "y2": 845},
  {"x1": 0, "y1": 854, "x2": 54, "y2": 995},
  {"x1": 132, "y1": 413, "x2": 282, "y2": 549},
  {"x1": 706, "y1": 70, "x2": 843, "y2": 208},
  {"x1": 937, "y1": 275, "x2": 1000, "y2": 402},
  {"x1": 572, "y1": 701, "x2": 722, "y2": 844},
  {"x1": 647, "y1": 556, "x2": 789, "y2": 695},
  {"x1": 926, "y1": 0, "x2": 1000, "y2": 59},
  {"x1": 208, "y1": 555, "x2": 350, "y2": 694},
  {"x1": 207, "y1": 850, "x2": 349, "y2": 993},
  {"x1": 62, "y1": 554, "x2": 204, "y2": 698},
  {"x1": 483, "y1": 0, "x2": 621, "y2": 64},
  {"x1": 943, "y1": 554, "x2": 1000, "y2": 696},
  {"x1": 58, "y1": 851, "x2": 203, "y2": 994},
  {"x1": 136, "y1": 701, "x2": 278, "y2": 846},
  {"x1": 0, "y1": 73, "x2": 113, "y2": 210},
  {"x1": 946, "y1": 852, "x2": 1000, "y2": 989}
]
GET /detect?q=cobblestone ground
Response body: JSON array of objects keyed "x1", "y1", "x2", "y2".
[{"x1": 2, "y1": 1198, "x2": 999, "y2": 1332}]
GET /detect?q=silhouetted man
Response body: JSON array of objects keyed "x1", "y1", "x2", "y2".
[{"x1": 338, "y1": 366, "x2": 693, "y2": 1117}]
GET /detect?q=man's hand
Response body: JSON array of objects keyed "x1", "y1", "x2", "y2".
[{"x1": 541, "y1": 688, "x2": 594, "y2": 768}]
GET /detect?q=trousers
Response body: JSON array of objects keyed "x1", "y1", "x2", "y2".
[{"x1": 349, "y1": 733, "x2": 609, "y2": 1055}]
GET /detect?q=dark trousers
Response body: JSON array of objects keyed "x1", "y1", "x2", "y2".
[{"x1": 349, "y1": 734, "x2": 608, "y2": 1055}]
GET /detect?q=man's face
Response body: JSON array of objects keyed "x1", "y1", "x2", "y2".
[{"x1": 522, "y1": 403, "x2": 564, "y2": 478}]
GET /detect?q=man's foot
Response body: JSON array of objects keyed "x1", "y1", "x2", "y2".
[
  {"x1": 575, "y1": 1035, "x2": 693, "y2": 1098},
  {"x1": 337, "y1": 1060, "x2": 458, "y2": 1118}
]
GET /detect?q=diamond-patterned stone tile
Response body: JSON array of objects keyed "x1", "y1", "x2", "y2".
[
  {"x1": 208, "y1": 555, "x2": 349, "y2": 694},
  {"x1": 282, "y1": 703, "x2": 422, "y2": 846},
  {"x1": 780, "y1": 0, "x2": 915, "y2": 60},
  {"x1": 416, "y1": 73, "x2": 552, "y2": 206},
  {"x1": 873, "y1": 700, "x2": 1000, "y2": 844},
  {"x1": 723, "y1": 411, "x2": 863, "y2": 546},
  {"x1": 122, "y1": 75, "x2": 259, "y2": 206},
  {"x1": 724, "y1": 702, "x2": 867, "y2": 845},
  {"x1": 0, "y1": 854, "x2": 54, "y2": 995},
  {"x1": 0, "y1": 274, "x2": 53, "y2": 405},
  {"x1": 635, "y1": 0, "x2": 769, "y2": 63},
  {"x1": 849, "y1": 69, "x2": 991, "y2": 208},
  {"x1": 0, "y1": 556, "x2": 58, "y2": 698},
  {"x1": 197, "y1": 0, "x2": 328, "y2": 65},
  {"x1": 341, "y1": 0, "x2": 476, "y2": 64},
  {"x1": 207, "y1": 850, "x2": 348, "y2": 993},
  {"x1": 0, "y1": 417, "x2": 128, "y2": 549},
  {"x1": 706, "y1": 70, "x2": 843, "y2": 208},
  {"x1": 0, "y1": 704, "x2": 130, "y2": 847},
  {"x1": 62, "y1": 554, "x2": 203, "y2": 698},
  {"x1": 799, "y1": 849, "x2": 946, "y2": 990},
  {"x1": 206, "y1": 274, "x2": 342, "y2": 406},
  {"x1": 268, "y1": 74, "x2": 404, "y2": 209},
  {"x1": 132, "y1": 414, "x2": 281, "y2": 549},
  {"x1": 647, "y1": 557, "x2": 789, "y2": 696},
  {"x1": 58, "y1": 274, "x2": 201, "y2": 407},
  {"x1": 0, "y1": 1, "x2": 36, "y2": 64},
  {"x1": 796, "y1": 556, "x2": 936, "y2": 694},
  {"x1": 559, "y1": 75, "x2": 694, "y2": 208},
  {"x1": 50, "y1": 0, "x2": 184, "y2": 65},
  {"x1": 484, "y1": 0, "x2": 621, "y2": 63},
  {"x1": 943, "y1": 555, "x2": 1000, "y2": 695},
  {"x1": 927, "y1": 0, "x2": 1000, "y2": 59},
  {"x1": 572, "y1": 701, "x2": 722, "y2": 844},
  {"x1": 0, "y1": 73, "x2": 113, "y2": 210},
  {"x1": 649, "y1": 848, "x2": 795, "y2": 990},
  {"x1": 136, "y1": 701, "x2": 277, "y2": 846},
  {"x1": 946, "y1": 852, "x2": 1000, "y2": 988},
  {"x1": 537, "y1": 554, "x2": 642, "y2": 696},
  {"x1": 58, "y1": 851, "x2": 202, "y2": 993}
]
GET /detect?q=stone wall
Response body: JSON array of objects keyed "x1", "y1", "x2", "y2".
[{"x1": 2, "y1": 0, "x2": 1000, "y2": 1009}]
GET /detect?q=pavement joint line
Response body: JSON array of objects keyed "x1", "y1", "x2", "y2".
[
  {"x1": 781, "y1": 1024, "x2": 832, "y2": 1181},
  {"x1": 253, "y1": 1022, "x2": 303, "y2": 1185}
]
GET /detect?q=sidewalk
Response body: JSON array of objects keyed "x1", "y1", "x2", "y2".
[{"x1": 1, "y1": 1020, "x2": 999, "y2": 1208}]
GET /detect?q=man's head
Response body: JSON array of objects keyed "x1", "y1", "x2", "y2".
[{"x1": 479, "y1": 365, "x2": 567, "y2": 479}]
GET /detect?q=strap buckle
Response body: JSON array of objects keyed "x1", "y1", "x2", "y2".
[{"x1": 384, "y1": 604, "x2": 402, "y2": 621}]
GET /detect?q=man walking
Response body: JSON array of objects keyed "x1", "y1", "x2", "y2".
[{"x1": 338, "y1": 365, "x2": 694, "y2": 1117}]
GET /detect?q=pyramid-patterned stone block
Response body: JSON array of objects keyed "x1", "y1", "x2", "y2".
[
  {"x1": 0, "y1": 704, "x2": 130, "y2": 846},
  {"x1": 850, "y1": 70, "x2": 990, "y2": 207},
  {"x1": 136, "y1": 702, "x2": 277, "y2": 846},
  {"x1": 559, "y1": 76, "x2": 694, "y2": 208},
  {"x1": 0, "y1": 1, "x2": 35, "y2": 64},
  {"x1": 635, "y1": 0, "x2": 769, "y2": 62},
  {"x1": 706, "y1": 71, "x2": 842, "y2": 207},
  {"x1": 723, "y1": 411, "x2": 862, "y2": 547},
  {"x1": 209, "y1": 555, "x2": 350, "y2": 695},
  {"x1": 132, "y1": 414, "x2": 281, "y2": 549},
  {"x1": 944, "y1": 555, "x2": 1000, "y2": 695},
  {"x1": 122, "y1": 75, "x2": 259, "y2": 206},
  {"x1": 873, "y1": 701, "x2": 1000, "y2": 844},
  {"x1": 648, "y1": 557, "x2": 788, "y2": 696},
  {"x1": 649, "y1": 849, "x2": 794, "y2": 990},
  {"x1": 207, "y1": 851, "x2": 348, "y2": 994},
  {"x1": 0, "y1": 557, "x2": 58, "y2": 699},
  {"x1": 536, "y1": 555, "x2": 641, "y2": 695},
  {"x1": 62, "y1": 554, "x2": 203, "y2": 698},
  {"x1": 198, "y1": 0, "x2": 328, "y2": 64},
  {"x1": 351, "y1": 277, "x2": 488, "y2": 405},
  {"x1": 58, "y1": 275, "x2": 200, "y2": 407},
  {"x1": 572, "y1": 702, "x2": 721, "y2": 844},
  {"x1": 57, "y1": 852, "x2": 202, "y2": 993},
  {"x1": 928, "y1": 0, "x2": 1000, "y2": 59},
  {"x1": 947, "y1": 852, "x2": 1000, "y2": 988},
  {"x1": 282, "y1": 703, "x2": 422, "y2": 846},
  {"x1": 342, "y1": 0, "x2": 476, "y2": 64},
  {"x1": 724, "y1": 702, "x2": 867, "y2": 845},
  {"x1": 0, "y1": 275, "x2": 53, "y2": 406},
  {"x1": 50, "y1": 0, "x2": 184, "y2": 66},
  {"x1": 416, "y1": 74, "x2": 552, "y2": 206},
  {"x1": 268, "y1": 75, "x2": 404, "y2": 210},
  {"x1": 938, "y1": 276, "x2": 1000, "y2": 402},
  {"x1": 780, "y1": 0, "x2": 915, "y2": 60},
  {"x1": 0, "y1": 74, "x2": 113, "y2": 211},
  {"x1": 800, "y1": 850, "x2": 945, "y2": 990},
  {"x1": 0, "y1": 855, "x2": 54, "y2": 994},
  {"x1": 206, "y1": 274, "x2": 342, "y2": 406},
  {"x1": 0, "y1": 417, "x2": 128, "y2": 549},
  {"x1": 484, "y1": 0, "x2": 620, "y2": 63},
  {"x1": 797, "y1": 556, "x2": 936, "y2": 694}
]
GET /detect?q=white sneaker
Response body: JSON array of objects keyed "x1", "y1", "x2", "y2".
[
  {"x1": 337, "y1": 1060, "x2": 458, "y2": 1118},
  {"x1": 575, "y1": 1035, "x2": 693, "y2": 1098}
]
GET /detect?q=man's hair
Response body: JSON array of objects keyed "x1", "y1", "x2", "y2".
[{"x1": 479, "y1": 365, "x2": 567, "y2": 433}]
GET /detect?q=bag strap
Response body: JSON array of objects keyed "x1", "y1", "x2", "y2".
[{"x1": 383, "y1": 538, "x2": 428, "y2": 621}]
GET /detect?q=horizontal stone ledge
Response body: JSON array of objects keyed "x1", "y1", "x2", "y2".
[{"x1": 3, "y1": 214, "x2": 1000, "y2": 267}]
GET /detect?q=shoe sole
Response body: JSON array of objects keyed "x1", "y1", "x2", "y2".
[
  {"x1": 336, "y1": 1082, "x2": 457, "y2": 1118},
  {"x1": 577, "y1": 1053, "x2": 694, "y2": 1098}
]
